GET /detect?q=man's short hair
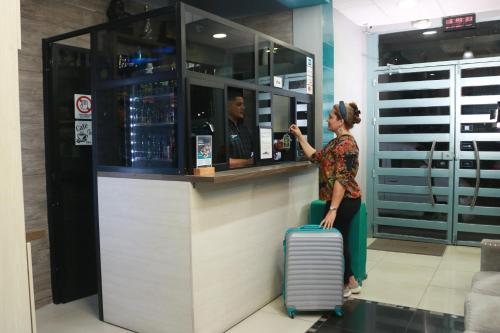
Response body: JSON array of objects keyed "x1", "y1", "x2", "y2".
[{"x1": 228, "y1": 87, "x2": 244, "y2": 102}]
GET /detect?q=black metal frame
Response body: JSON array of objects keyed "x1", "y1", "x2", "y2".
[
  {"x1": 42, "y1": 34, "x2": 103, "y2": 316},
  {"x1": 42, "y1": 0, "x2": 315, "y2": 320},
  {"x1": 41, "y1": 39, "x2": 59, "y2": 304}
]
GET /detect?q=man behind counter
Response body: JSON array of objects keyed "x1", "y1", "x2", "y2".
[{"x1": 227, "y1": 88, "x2": 254, "y2": 168}]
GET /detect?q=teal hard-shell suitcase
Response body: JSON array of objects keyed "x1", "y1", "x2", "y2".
[
  {"x1": 309, "y1": 200, "x2": 367, "y2": 284},
  {"x1": 283, "y1": 224, "x2": 344, "y2": 318}
]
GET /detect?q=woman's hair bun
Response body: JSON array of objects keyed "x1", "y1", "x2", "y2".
[{"x1": 349, "y1": 102, "x2": 361, "y2": 125}]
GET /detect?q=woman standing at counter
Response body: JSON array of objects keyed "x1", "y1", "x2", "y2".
[{"x1": 289, "y1": 101, "x2": 362, "y2": 298}]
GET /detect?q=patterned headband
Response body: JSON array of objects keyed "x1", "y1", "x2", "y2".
[{"x1": 339, "y1": 101, "x2": 347, "y2": 120}]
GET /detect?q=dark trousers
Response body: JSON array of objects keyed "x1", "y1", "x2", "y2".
[{"x1": 324, "y1": 197, "x2": 361, "y2": 284}]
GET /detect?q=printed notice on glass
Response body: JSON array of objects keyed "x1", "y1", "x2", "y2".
[
  {"x1": 306, "y1": 57, "x2": 313, "y2": 95},
  {"x1": 196, "y1": 135, "x2": 213, "y2": 167},
  {"x1": 273, "y1": 76, "x2": 283, "y2": 88},
  {"x1": 74, "y1": 94, "x2": 92, "y2": 120},
  {"x1": 75, "y1": 121, "x2": 92, "y2": 145},
  {"x1": 259, "y1": 127, "x2": 272, "y2": 159}
]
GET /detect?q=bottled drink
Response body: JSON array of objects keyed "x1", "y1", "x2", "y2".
[
  {"x1": 140, "y1": 134, "x2": 146, "y2": 159},
  {"x1": 147, "y1": 135, "x2": 153, "y2": 160}
]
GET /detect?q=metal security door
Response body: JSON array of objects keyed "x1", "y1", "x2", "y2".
[
  {"x1": 373, "y1": 65, "x2": 456, "y2": 243},
  {"x1": 453, "y1": 62, "x2": 500, "y2": 245}
]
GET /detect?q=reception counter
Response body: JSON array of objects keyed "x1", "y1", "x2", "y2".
[{"x1": 97, "y1": 162, "x2": 318, "y2": 333}]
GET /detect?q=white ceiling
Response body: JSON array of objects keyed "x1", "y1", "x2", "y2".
[{"x1": 333, "y1": 0, "x2": 500, "y2": 26}]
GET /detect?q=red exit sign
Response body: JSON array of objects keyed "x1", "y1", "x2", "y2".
[{"x1": 443, "y1": 14, "x2": 476, "y2": 32}]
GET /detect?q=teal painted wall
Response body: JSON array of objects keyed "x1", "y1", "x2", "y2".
[{"x1": 322, "y1": 3, "x2": 334, "y2": 145}]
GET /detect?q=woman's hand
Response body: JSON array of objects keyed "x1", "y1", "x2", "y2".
[
  {"x1": 289, "y1": 124, "x2": 302, "y2": 139},
  {"x1": 320, "y1": 210, "x2": 336, "y2": 229}
]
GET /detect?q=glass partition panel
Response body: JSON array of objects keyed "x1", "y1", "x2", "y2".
[
  {"x1": 96, "y1": 79, "x2": 178, "y2": 169},
  {"x1": 227, "y1": 87, "x2": 256, "y2": 168},
  {"x1": 95, "y1": 11, "x2": 177, "y2": 82},
  {"x1": 189, "y1": 84, "x2": 226, "y2": 166},
  {"x1": 185, "y1": 10, "x2": 254, "y2": 81},
  {"x1": 272, "y1": 95, "x2": 294, "y2": 162},
  {"x1": 258, "y1": 39, "x2": 271, "y2": 86},
  {"x1": 273, "y1": 45, "x2": 307, "y2": 93}
]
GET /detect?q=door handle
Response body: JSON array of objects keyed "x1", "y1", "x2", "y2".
[
  {"x1": 427, "y1": 140, "x2": 436, "y2": 206},
  {"x1": 442, "y1": 151, "x2": 453, "y2": 161},
  {"x1": 471, "y1": 140, "x2": 480, "y2": 208}
]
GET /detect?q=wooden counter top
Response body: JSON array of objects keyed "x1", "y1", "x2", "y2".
[{"x1": 98, "y1": 161, "x2": 316, "y2": 184}]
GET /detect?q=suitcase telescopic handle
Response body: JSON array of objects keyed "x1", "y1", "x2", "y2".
[{"x1": 298, "y1": 224, "x2": 323, "y2": 230}]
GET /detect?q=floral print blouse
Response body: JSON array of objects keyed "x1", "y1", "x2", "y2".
[{"x1": 310, "y1": 134, "x2": 361, "y2": 200}]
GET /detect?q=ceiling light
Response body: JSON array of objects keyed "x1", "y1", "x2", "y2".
[
  {"x1": 463, "y1": 49, "x2": 474, "y2": 59},
  {"x1": 422, "y1": 30, "x2": 437, "y2": 35},
  {"x1": 399, "y1": 0, "x2": 417, "y2": 9},
  {"x1": 412, "y1": 19, "x2": 431, "y2": 29},
  {"x1": 212, "y1": 33, "x2": 227, "y2": 39}
]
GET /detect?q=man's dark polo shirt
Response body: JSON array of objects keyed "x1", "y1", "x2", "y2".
[{"x1": 228, "y1": 120, "x2": 253, "y2": 159}]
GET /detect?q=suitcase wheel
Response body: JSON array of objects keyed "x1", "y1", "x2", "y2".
[
  {"x1": 287, "y1": 307, "x2": 296, "y2": 319},
  {"x1": 334, "y1": 307, "x2": 343, "y2": 317}
]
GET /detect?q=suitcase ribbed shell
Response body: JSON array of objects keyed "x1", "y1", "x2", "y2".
[{"x1": 284, "y1": 229, "x2": 344, "y2": 313}]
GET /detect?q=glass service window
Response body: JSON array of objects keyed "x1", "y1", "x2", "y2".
[
  {"x1": 273, "y1": 45, "x2": 307, "y2": 93},
  {"x1": 185, "y1": 10, "x2": 254, "y2": 81},
  {"x1": 272, "y1": 95, "x2": 294, "y2": 162},
  {"x1": 227, "y1": 88, "x2": 256, "y2": 168},
  {"x1": 189, "y1": 84, "x2": 226, "y2": 167}
]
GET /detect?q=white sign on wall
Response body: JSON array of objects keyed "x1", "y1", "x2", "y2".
[
  {"x1": 273, "y1": 76, "x2": 283, "y2": 88},
  {"x1": 75, "y1": 121, "x2": 92, "y2": 145},
  {"x1": 74, "y1": 94, "x2": 92, "y2": 120},
  {"x1": 306, "y1": 57, "x2": 314, "y2": 95}
]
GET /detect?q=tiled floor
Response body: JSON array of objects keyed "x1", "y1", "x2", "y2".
[{"x1": 37, "y1": 239, "x2": 479, "y2": 333}]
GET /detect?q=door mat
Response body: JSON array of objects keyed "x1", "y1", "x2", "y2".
[{"x1": 367, "y1": 238, "x2": 446, "y2": 256}]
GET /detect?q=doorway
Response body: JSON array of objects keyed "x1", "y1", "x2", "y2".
[
  {"x1": 43, "y1": 38, "x2": 97, "y2": 303},
  {"x1": 370, "y1": 60, "x2": 500, "y2": 245}
]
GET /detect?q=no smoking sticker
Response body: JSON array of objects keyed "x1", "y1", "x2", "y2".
[{"x1": 74, "y1": 94, "x2": 92, "y2": 120}]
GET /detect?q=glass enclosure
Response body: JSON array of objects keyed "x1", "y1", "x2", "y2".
[{"x1": 94, "y1": 2, "x2": 315, "y2": 175}]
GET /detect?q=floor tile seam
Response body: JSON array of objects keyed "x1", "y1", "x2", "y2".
[
  {"x1": 438, "y1": 254, "x2": 478, "y2": 264},
  {"x1": 435, "y1": 264, "x2": 479, "y2": 273},
  {"x1": 433, "y1": 266, "x2": 478, "y2": 273},
  {"x1": 428, "y1": 282, "x2": 472, "y2": 292},
  {"x1": 425, "y1": 284, "x2": 471, "y2": 292},
  {"x1": 429, "y1": 266, "x2": 475, "y2": 289},
  {"x1": 376, "y1": 258, "x2": 441, "y2": 270},
  {"x1": 416, "y1": 260, "x2": 441, "y2": 307},
  {"x1": 361, "y1": 278, "x2": 435, "y2": 289},
  {"x1": 365, "y1": 258, "x2": 383, "y2": 273},
  {"x1": 366, "y1": 267, "x2": 437, "y2": 280}
]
